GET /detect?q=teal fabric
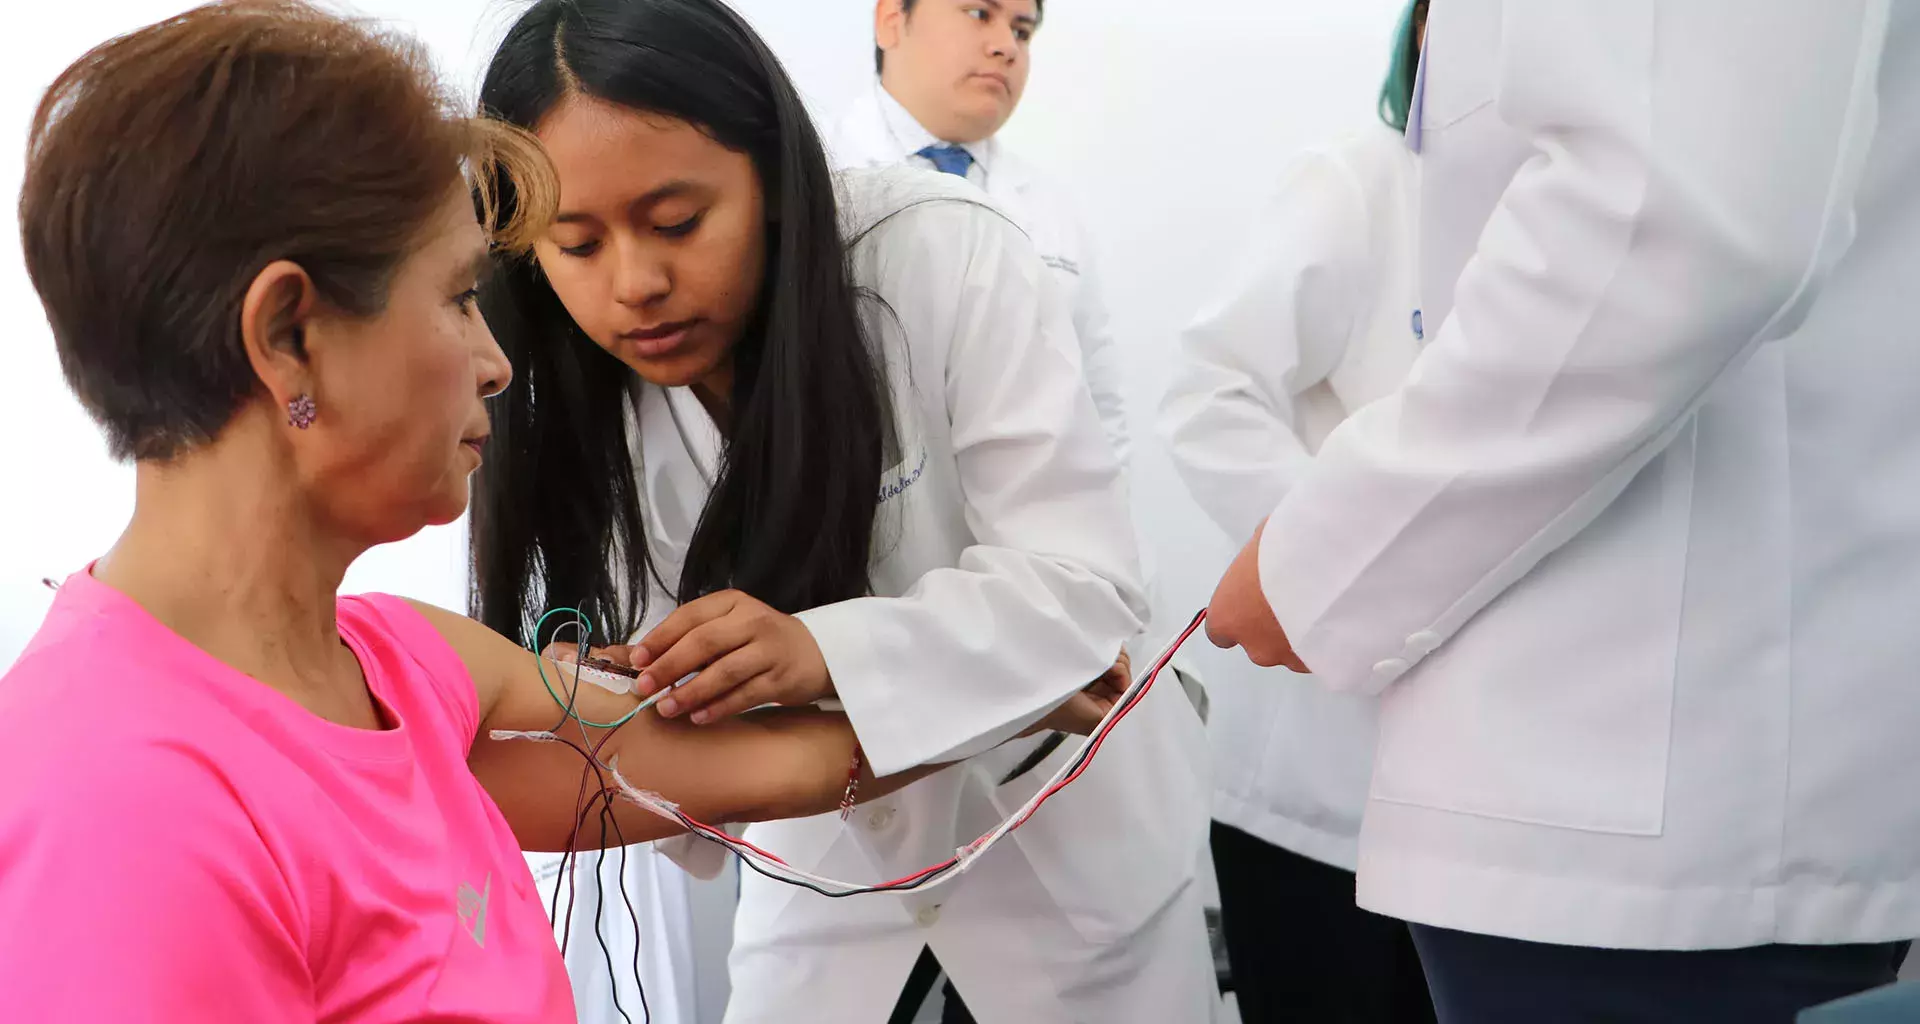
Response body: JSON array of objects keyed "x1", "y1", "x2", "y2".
[
  {"x1": 1801, "y1": 982, "x2": 1920, "y2": 1022},
  {"x1": 1377, "y1": 0, "x2": 1424, "y2": 133}
]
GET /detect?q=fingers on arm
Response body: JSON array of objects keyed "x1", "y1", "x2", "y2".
[
  {"x1": 635, "y1": 592, "x2": 740, "y2": 676},
  {"x1": 655, "y1": 647, "x2": 774, "y2": 722},
  {"x1": 637, "y1": 610, "x2": 754, "y2": 698}
]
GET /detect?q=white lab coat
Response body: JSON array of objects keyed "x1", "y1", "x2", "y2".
[
  {"x1": 827, "y1": 81, "x2": 1215, "y2": 721},
  {"x1": 1161, "y1": 123, "x2": 1420, "y2": 870},
  {"x1": 828, "y1": 82, "x2": 1131, "y2": 466},
  {"x1": 522, "y1": 847, "x2": 700, "y2": 1024},
  {"x1": 634, "y1": 168, "x2": 1212, "y2": 1022},
  {"x1": 1255, "y1": 0, "x2": 1920, "y2": 950}
]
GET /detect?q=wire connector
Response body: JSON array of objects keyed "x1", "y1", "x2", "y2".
[{"x1": 489, "y1": 728, "x2": 561, "y2": 743}]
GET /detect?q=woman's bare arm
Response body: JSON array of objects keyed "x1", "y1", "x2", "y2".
[{"x1": 412, "y1": 601, "x2": 947, "y2": 852}]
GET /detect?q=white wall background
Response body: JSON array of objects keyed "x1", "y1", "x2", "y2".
[
  {"x1": 0, "y1": 1, "x2": 528, "y2": 658},
  {"x1": 0, "y1": 0, "x2": 1405, "y2": 669},
  {"x1": 736, "y1": 0, "x2": 1406, "y2": 682},
  {"x1": 0, "y1": 1, "x2": 1404, "y2": 1019}
]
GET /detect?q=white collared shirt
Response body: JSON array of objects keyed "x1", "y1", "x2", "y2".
[{"x1": 867, "y1": 82, "x2": 999, "y2": 189}]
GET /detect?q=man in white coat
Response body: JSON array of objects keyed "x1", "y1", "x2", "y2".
[
  {"x1": 827, "y1": 0, "x2": 1128, "y2": 464},
  {"x1": 1208, "y1": 2, "x2": 1920, "y2": 1020}
]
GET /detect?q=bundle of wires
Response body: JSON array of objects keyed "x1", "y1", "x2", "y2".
[
  {"x1": 496, "y1": 608, "x2": 1209, "y2": 903},
  {"x1": 513, "y1": 607, "x2": 659, "y2": 1024}
]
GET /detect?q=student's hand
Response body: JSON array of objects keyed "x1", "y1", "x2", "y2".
[
  {"x1": 634, "y1": 590, "x2": 834, "y2": 724},
  {"x1": 1207, "y1": 520, "x2": 1310, "y2": 673},
  {"x1": 1024, "y1": 692, "x2": 1106, "y2": 738},
  {"x1": 1100, "y1": 647, "x2": 1132, "y2": 697},
  {"x1": 1021, "y1": 648, "x2": 1131, "y2": 738}
]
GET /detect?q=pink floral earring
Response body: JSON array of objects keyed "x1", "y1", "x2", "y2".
[{"x1": 287, "y1": 393, "x2": 317, "y2": 429}]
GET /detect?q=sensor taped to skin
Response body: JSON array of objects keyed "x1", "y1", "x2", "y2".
[
  {"x1": 569, "y1": 656, "x2": 641, "y2": 697},
  {"x1": 561, "y1": 654, "x2": 694, "y2": 715}
]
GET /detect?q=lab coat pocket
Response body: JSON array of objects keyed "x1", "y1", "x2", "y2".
[
  {"x1": 997, "y1": 682, "x2": 1208, "y2": 945},
  {"x1": 1368, "y1": 434, "x2": 1696, "y2": 836},
  {"x1": 1418, "y1": 0, "x2": 1500, "y2": 132}
]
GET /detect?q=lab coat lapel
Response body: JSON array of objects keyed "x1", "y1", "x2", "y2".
[
  {"x1": 634, "y1": 384, "x2": 723, "y2": 583},
  {"x1": 827, "y1": 88, "x2": 901, "y2": 169}
]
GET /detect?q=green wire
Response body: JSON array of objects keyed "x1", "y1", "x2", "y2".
[{"x1": 534, "y1": 606, "x2": 647, "y2": 731}]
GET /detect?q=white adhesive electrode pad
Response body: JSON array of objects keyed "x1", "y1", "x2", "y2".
[{"x1": 567, "y1": 662, "x2": 639, "y2": 697}]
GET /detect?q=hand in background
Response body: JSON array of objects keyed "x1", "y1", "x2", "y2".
[{"x1": 1207, "y1": 520, "x2": 1310, "y2": 673}]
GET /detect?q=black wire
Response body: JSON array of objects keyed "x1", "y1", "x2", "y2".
[
  {"x1": 551, "y1": 779, "x2": 591, "y2": 957},
  {"x1": 545, "y1": 739, "x2": 612, "y2": 959},
  {"x1": 531, "y1": 613, "x2": 651, "y2": 1023},
  {"x1": 593, "y1": 799, "x2": 633, "y2": 1024},
  {"x1": 540, "y1": 609, "x2": 952, "y2": 900},
  {"x1": 559, "y1": 750, "x2": 611, "y2": 960},
  {"x1": 719, "y1": 676, "x2": 1158, "y2": 898},
  {"x1": 550, "y1": 731, "x2": 610, "y2": 959},
  {"x1": 547, "y1": 616, "x2": 597, "y2": 954},
  {"x1": 728, "y1": 843, "x2": 953, "y2": 898},
  {"x1": 582, "y1": 732, "x2": 651, "y2": 1024},
  {"x1": 555, "y1": 835, "x2": 578, "y2": 957},
  {"x1": 557, "y1": 615, "x2": 618, "y2": 958},
  {"x1": 710, "y1": 825, "x2": 959, "y2": 898},
  {"x1": 608, "y1": 814, "x2": 652, "y2": 1024},
  {"x1": 523, "y1": 611, "x2": 1177, "y2": 982},
  {"x1": 518, "y1": 614, "x2": 1194, "y2": 1024},
  {"x1": 697, "y1": 653, "x2": 1171, "y2": 898},
  {"x1": 998, "y1": 731, "x2": 1065, "y2": 785},
  {"x1": 567, "y1": 780, "x2": 653, "y2": 1024}
]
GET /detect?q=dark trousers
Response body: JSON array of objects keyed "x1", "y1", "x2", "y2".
[
  {"x1": 1211, "y1": 821, "x2": 1435, "y2": 1023},
  {"x1": 888, "y1": 946, "x2": 975, "y2": 1024},
  {"x1": 1410, "y1": 922, "x2": 1911, "y2": 1024}
]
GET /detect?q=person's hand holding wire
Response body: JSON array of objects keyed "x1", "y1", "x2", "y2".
[
  {"x1": 1207, "y1": 519, "x2": 1310, "y2": 672},
  {"x1": 1025, "y1": 647, "x2": 1130, "y2": 737},
  {"x1": 1002, "y1": 647, "x2": 1132, "y2": 787},
  {"x1": 606, "y1": 589, "x2": 835, "y2": 725}
]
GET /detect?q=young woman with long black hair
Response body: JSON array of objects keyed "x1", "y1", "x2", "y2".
[{"x1": 468, "y1": 1, "x2": 1214, "y2": 1020}]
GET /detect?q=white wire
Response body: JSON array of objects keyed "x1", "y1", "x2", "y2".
[{"x1": 496, "y1": 613, "x2": 1202, "y2": 897}]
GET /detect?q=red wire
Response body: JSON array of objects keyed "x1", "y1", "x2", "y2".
[
  {"x1": 648, "y1": 610, "x2": 1209, "y2": 892},
  {"x1": 998, "y1": 610, "x2": 1205, "y2": 835}
]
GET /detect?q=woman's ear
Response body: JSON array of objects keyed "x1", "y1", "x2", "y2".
[{"x1": 238, "y1": 259, "x2": 318, "y2": 410}]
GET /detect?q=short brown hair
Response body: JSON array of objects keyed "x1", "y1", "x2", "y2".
[{"x1": 19, "y1": 0, "x2": 553, "y2": 462}]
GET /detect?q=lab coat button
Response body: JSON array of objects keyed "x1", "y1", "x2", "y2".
[
  {"x1": 1406, "y1": 631, "x2": 1441, "y2": 657},
  {"x1": 1372, "y1": 658, "x2": 1409, "y2": 684},
  {"x1": 867, "y1": 807, "x2": 895, "y2": 831},
  {"x1": 916, "y1": 905, "x2": 942, "y2": 928}
]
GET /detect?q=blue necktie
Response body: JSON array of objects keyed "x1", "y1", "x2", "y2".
[{"x1": 916, "y1": 144, "x2": 975, "y2": 178}]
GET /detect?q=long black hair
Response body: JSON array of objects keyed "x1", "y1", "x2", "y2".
[{"x1": 470, "y1": 0, "x2": 891, "y2": 649}]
